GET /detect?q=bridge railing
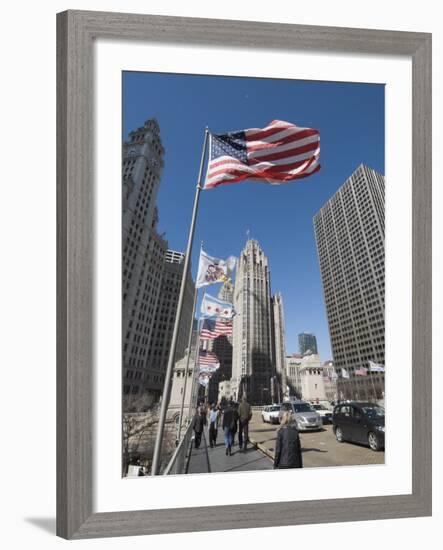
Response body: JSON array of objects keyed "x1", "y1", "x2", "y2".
[{"x1": 163, "y1": 420, "x2": 194, "y2": 475}]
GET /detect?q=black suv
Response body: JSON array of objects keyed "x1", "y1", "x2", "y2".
[{"x1": 332, "y1": 402, "x2": 385, "y2": 451}]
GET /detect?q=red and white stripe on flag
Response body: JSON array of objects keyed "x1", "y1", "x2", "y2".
[
  {"x1": 204, "y1": 120, "x2": 320, "y2": 189},
  {"x1": 200, "y1": 319, "x2": 233, "y2": 340}
]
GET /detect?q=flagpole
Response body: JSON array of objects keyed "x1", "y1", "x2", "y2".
[
  {"x1": 151, "y1": 128, "x2": 209, "y2": 476},
  {"x1": 368, "y1": 362, "x2": 378, "y2": 402}
]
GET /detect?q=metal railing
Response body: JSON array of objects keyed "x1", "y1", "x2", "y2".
[{"x1": 163, "y1": 420, "x2": 194, "y2": 475}]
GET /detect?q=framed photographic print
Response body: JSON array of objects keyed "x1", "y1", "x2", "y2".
[{"x1": 57, "y1": 10, "x2": 432, "y2": 539}]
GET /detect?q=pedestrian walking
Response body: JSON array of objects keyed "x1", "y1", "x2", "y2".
[
  {"x1": 274, "y1": 411, "x2": 303, "y2": 469},
  {"x1": 238, "y1": 395, "x2": 252, "y2": 451},
  {"x1": 208, "y1": 403, "x2": 219, "y2": 448},
  {"x1": 222, "y1": 400, "x2": 235, "y2": 455},
  {"x1": 231, "y1": 402, "x2": 239, "y2": 446},
  {"x1": 192, "y1": 406, "x2": 207, "y2": 449}
]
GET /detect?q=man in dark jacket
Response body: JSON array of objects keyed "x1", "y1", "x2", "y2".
[
  {"x1": 192, "y1": 406, "x2": 207, "y2": 449},
  {"x1": 274, "y1": 411, "x2": 303, "y2": 469},
  {"x1": 222, "y1": 400, "x2": 235, "y2": 455},
  {"x1": 238, "y1": 395, "x2": 252, "y2": 451}
]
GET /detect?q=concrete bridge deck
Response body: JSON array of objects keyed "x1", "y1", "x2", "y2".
[{"x1": 186, "y1": 427, "x2": 273, "y2": 474}]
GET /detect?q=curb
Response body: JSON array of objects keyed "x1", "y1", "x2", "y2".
[{"x1": 249, "y1": 436, "x2": 275, "y2": 461}]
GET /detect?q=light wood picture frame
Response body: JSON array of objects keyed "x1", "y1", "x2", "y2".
[{"x1": 57, "y1": 10, "x2": 432, "y2": 539}]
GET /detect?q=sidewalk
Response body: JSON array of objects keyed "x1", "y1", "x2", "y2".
[{"x1": 186, "y1": 426, "x2": 273, "y2": 474}]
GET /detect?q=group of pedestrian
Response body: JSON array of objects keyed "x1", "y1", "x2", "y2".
[
  {"x1": 222, "y1": 396, "x2": 253, "y2": 455},
  {"x1": 191, "y1": 397, "x2": 303, "y2": 469},
  {"x1": 191, "y1": 395, "x2": 253, "y2": 456}
]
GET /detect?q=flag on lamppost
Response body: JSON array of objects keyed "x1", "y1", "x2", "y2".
[
  {"x1": 355, "y1": 367, "x2": 368, "y2": 376},
  {"x1": 368, "y1": 360, "x2": 385, "y2": 373},
  {"x1": 204, "y1": 120, "x2": 320, "y2": 189},
  {"x1": 341, "y1": 368, "x2": 350, "y2": 379},
  {"x1": 196, "y1": 249, "x2": 236, "y2": 288},
  {"x1": 201, "y1": 293, "x2": 236, "y2": 319}
]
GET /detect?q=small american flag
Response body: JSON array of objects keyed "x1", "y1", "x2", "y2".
[
  {"x1": 198, "y1": 350, "x2": 220, "y2": 372},
  {"x1": 355, "y1": 367, "x2": 368, "y2": 376},
  {"x1": 200, "y1": 318, "x2": 233, "y2": 340},
  {"x1": 204, "y1": 120, "x2": 320, "y2": 189}
]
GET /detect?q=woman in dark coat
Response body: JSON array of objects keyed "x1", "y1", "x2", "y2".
[{"x1": 274, "y1": 411, "x2": 303, "y2": 469}]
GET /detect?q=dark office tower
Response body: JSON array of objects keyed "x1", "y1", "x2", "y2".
[
  {"x1": 207, "y1": 282, "x2": 234, "y2": 404},
  {"x1": 298, "y1": 333, "x2": 318, "y2": 356},
  {"x1": 298, "y1": 332, "x2": 318, "y2": 355},
  {"x1": 313, "y1": 164, "x2": 385, "y2": 399}
]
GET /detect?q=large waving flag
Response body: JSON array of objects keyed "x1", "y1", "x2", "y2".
[
  {"x1": 204, "y1": 120, "x2": 320, "y2": 189},
  {"x1": 196, "y1": 249, "x2": 236, "y2": 288},
  {"x1": 201, "y1": 293, "x2": 235, "y2": 319},
  {"x1": 200, "y1": 318, "x2": 233, "y2": 340}
]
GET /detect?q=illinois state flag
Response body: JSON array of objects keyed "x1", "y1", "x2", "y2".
[
  {"x1": 204, "y1": 120, "x2": 320, "y2": 189},
  {"x1": 196, "y1": 249, "x2": 236, "y2": 288}
]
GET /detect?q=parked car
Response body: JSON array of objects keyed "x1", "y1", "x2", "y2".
[
  {"x1": 279, "y1": 400, "x2": 323, "y2": 431},
  {"x1": 332, "y1": 401, "x2": 385, "y2": 451},
  {"x1": 261, "y1": 404, "x2": 281, "y2": 424},
  {"x1": 311, "y1": 403, "x2": 333, "y2": 424}
]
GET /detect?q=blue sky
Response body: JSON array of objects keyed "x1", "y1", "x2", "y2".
[{"x1": 123, "y1": 72, "x2": 384, "y2": 360}]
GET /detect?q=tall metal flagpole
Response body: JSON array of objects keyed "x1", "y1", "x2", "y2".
[
  {"x1": 176, "y1": 242, "x2": 203, "y2": 442},
  {"x1": 151, "y1": 129, "x2": 210, "y2": 476}
]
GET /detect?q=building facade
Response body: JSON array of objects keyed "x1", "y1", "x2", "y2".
[
  {"x1": 145, "y1": 250, "x2": 195, "y2": 401},
  {"x1": 313, "y1": 164, "x2": 385, "y2": 400},
  {"x1": 122, "y1": 119, "x2": 194, "y2": 404},
  {"x1": 272, "y1": 292, "x2": 288, "y2": 401},
  {"x1": 285, "y1": 355, "x2": 303, "y2": 398},
  {"x1": 298, "y1": 332, "x2": 318, "y2": 355},
  {"x1": 285, "y1": 354, "x2": 326, "y2": 402},
  {"x1": 231, "y1": 240, "x2": 275, "y2": 405}
]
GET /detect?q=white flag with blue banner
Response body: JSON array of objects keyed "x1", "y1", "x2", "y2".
[{"x1": 368, "y1": 360, "x2": 385, "y2": 373}]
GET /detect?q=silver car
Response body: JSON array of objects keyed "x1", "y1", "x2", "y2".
[{"x1": 279, "y1": 400, "x2": 323, "y2": 431}]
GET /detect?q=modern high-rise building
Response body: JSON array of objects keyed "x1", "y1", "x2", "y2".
[
  {"x1": 122, "y1": 119, "x2": 194, "y2": 403},
  {"x1": 298, "y1": 332, "x2": 318, "y2": 355},
  {"x1": 313, "y1": 164, "x2": 385, "y2": 399},
  {"x1": 272, "y1": 292, "x2": 288, "y2": 401},
  {"x1": 231, "y1": 240, "x2": 275, "y2": 405}
]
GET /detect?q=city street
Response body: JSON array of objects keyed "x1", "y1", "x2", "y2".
[{"x1": 249, "y1": 410, "x2": 385, "y2": 468}]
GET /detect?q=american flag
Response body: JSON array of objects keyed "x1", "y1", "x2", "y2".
[
  {"x1": 200, "y1": 318, "x2": 233, "y2": 340},
  {"x1": 204, "y1": 120, "x2": 320, "y2": 189},
  {"x1": 355, "y1": 367, "x2": 368, "y2": 376},
  {"x1": 198, "y1": 350, "x2": 220, "y2": 372}
]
